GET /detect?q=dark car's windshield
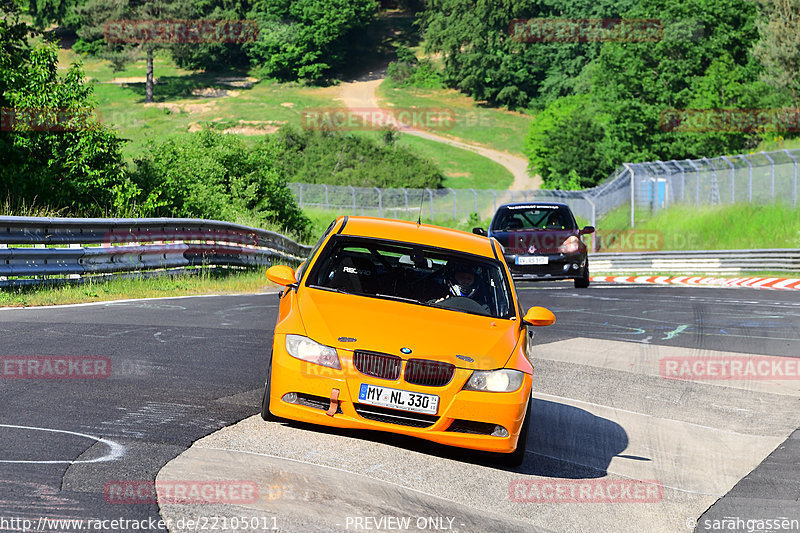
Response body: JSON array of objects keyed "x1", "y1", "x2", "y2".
[
  {"x1": 305, "y1": 236, "x2": 514, "y2": 319},
  {"x1": 491, "y1": 205, "x2": 577, "y2": 232}
]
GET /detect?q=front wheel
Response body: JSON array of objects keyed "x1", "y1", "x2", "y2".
[
  {"x1": 260, "y1": 351, "x2": 277, "y2": 421},
  {"x1": 574, "y1": 265, "x2": 590, "y2": 288},
  {"x1": 494, "y1": 399, "x2": 531, "y2": 468}
]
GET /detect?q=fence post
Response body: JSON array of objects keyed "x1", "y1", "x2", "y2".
[
  {"x1": 623, "y1": 163, "x2": 635, "y2": 228},
  {"x1": 448, "y1": 188, "x2": 457, "y2": 219},
  {"x1": 375, "y1": 187, "x2": 383, "y2": 217},
  {"x1": 349, "y1": 185, "x2": 356, "y2": 213},
  {"x1": 720, "y1": 155, "x2": 735, "y2": 204},
  {"x1": 761, "y1": 151, "x2": 775, "y2": 202},
  {"x1": 492, "y1": 190, "x2": 497, "y2": 212},
  {"x1": 470, "y1": 188, "x2": 477, "y2": 213},
  {"x1": 784, "y1": 149, "x2": 798, "y2": 206},
  {"x1": 737, "y1": 155, "x2": 752, "y2": 202},
  {"x1": 426, "y1": 188, "x2": 433, "y2": 221},
  {"x1": 678, "y1": 160, "x2": 686, "y2": 202},
  {"x1": 403, "y1": 188, "x2": 409, "y2": 219},
  {"x1": 323, "y1": 184, "x2": 329, "y2": 210},
  {"x1": 298, "y1": 183, "x2": 303, "y2": 208},
  {"x1": 686, "y1": 159, "x2": 701, "y2": 205}
]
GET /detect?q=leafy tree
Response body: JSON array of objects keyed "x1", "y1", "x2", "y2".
[
  {"x1": 245, "y1": 0, "x2": 377, "y2": 81},
  {"x1": 131, "y1": 131, "x2": 311, "y2": 238},
  {"x1": 28, "y1": 0, "x2": 84, "y2": 29},
  {"x1": 1, "y1": 0, "x2": 132, "y2": 215},
  {"x1": 752, "y1": 0, "x2": 800, "y2": 107},
  {"x1": 76, "y1": 0, "x2": 190, "y2": 102}
]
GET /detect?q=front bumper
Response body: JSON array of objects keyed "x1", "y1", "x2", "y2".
[
  {"x1": 504, "y1": 252, "x2": 586, "y2": 280},
  {"x1": 267, "y1": 337, "x2": 531, "y2": 454}
]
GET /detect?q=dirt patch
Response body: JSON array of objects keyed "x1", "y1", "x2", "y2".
[
  {"x1": 108, "y1": 77, "x2": 155, "y2": 85},
  {"x1": 222, "y1": 126, "x2": 279, "y2": 135},
  {"x1": 216, "y1": 77, "x2": 258, "y2": 88},
  {"x1": 191, "y1": 87, "x2": 240, "y2": 98},
  {"x1": 280, "y1": 102, "x2": 295, "y2": 108},
  {"x1": 146, "y1": 101, "x2": 217, "y2": 114}
]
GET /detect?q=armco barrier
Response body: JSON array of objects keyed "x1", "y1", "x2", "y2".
[
  {"x1": 589, "y1": 249, "x2": 800, "y2": 275},
  {"x1": 0, "y1": 216, "x2": 311, "y2": 286}
]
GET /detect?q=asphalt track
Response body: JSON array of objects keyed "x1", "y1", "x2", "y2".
[{"x1": 0, "y1": 283, "x2": 798, "y2": 532}]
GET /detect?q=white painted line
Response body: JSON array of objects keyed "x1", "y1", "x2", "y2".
[{"x1": 0, "y1": 424, "x2": 124, "y2": 464}]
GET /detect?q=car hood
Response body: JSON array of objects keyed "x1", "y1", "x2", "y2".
[
  {"x1": 492, "y1": 229, "x2": 577, "y2": 254},
  {"x1": 297, "y1": 287, "x2": 520, "y2": 370}
]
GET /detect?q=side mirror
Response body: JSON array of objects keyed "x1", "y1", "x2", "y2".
[
  {"x1": 266, "y1": 265, "x2": 298, "y2": 287},
  {"x1": 472, "y1": 227, "x2": 486, "y2": 236},
  {"x1": 580, "y1": 226, "x2": 595, "y2": 235},
  {"x1": 523, "y1": 306, "x2": 555, "y2": 327}
]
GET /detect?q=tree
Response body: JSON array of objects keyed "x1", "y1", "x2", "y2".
[
  {"x1": 752, "y1": 0, "x2": 800, "y2": 107},
  {"x1": 245, "y1": 0, "x2": 377, "y2": 81},
  {"x1": 76, "y1": 0, "x2": 190, "y2": 103},
  {"x1": 1, "y1": 0, "x2": 132, "y2": 215}
]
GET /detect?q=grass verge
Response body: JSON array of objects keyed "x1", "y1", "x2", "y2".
[{"x1": 0, "y1": 269, "x2": 278, "y2": 308}]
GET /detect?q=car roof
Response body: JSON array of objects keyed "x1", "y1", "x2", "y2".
[
  {"x1": 497, "y1": 202, "x2": 571, "y2": 209},
  {"x1": 336, "y1": 216, "x2": 497, "y2": 259}
]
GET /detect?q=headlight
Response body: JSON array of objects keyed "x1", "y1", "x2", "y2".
[
  {"x1": 559, "y1": 235, "x2": 580, "y2": 254},
  {"x1": 285, "y1": 334, "x2": 341, "y2": 369},
  {"x1": 463, "y1": 369, "x2": 524, "y2": 392}
]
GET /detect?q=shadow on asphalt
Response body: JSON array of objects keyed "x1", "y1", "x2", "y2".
[{"x1": 268, "y1": 398, "x2": 631, "y2": 478}]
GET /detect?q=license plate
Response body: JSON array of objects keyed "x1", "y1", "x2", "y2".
[
  {"x1": 358, "y1": 384, "x2": 439, "y2": 415},
  {"x1": 517, "y1": 256, "x2": 548, "y2": 265}
]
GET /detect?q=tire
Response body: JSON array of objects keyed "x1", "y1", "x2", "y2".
[
  {"x1": 574, "y1": 264, "x2": 590, "y2": 288},
  {"x1": 260, "y1": 351, "x2": 277, "y2": 421},
  {"x1": 494, "y1": 399, "x2": 531, "y2": 468}
]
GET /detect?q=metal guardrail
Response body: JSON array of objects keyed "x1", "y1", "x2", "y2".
[
  {"x1": 0, "y1": 216, "x2": 312, "y2": 285},
  {"x1": 589, "y1": 249, "x2": 800, "y2": 275}
]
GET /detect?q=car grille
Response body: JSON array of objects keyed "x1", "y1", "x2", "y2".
[
  {"x1": 404, "y1": 359, "x2": 455, "y2": 387},
  {"x1": 353, "y1": 404, "x2": 438, "y2": 428},
  {"x1": 353, "y1": 351, "x2": 402, "y2": 380}
]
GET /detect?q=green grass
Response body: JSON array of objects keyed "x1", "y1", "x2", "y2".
[
  {"x1": 0, "y1": 268, "x2": 279, "y2": 308},
  {"x1": 376, "y1": 80, "x2": 534, "y2": 157},
  {"x1": 596, "y1": 203, "x2": 800, "y2": 251}
]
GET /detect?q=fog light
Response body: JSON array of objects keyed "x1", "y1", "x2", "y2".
[
  {"x1": 282, "y1": 392, "x2": 298, "y2": 404},
  {"x1": 572, "y1": 263, "x2": 579, "y2": 270},
  {"x1": 562, "y1": 264, "x2": 571, "y2": 272},
  {"x1": 491, "y1": 425, "x2": 509, "y2": 437}
]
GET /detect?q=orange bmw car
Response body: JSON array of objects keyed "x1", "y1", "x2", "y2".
[{"x1": 261, "y1": 216, "x2": 554, "y2": 466}]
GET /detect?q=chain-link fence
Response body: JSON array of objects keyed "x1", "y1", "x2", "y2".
[{"x1": 289, "y1": 148, "x2": 800, "y2": 228}]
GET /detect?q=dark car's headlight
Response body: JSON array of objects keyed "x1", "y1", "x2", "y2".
[
  {"x1": 559, "y1": 235, "x2": 580, "y2": 254},
  {"x1": 285, "y1": 334, "x2": 341, "y2": 369},
  {"x1": 463, "y1": 369, "x2": 524, "y2": 392}
]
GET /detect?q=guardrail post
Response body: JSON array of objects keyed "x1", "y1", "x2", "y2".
[
  {"x1": 784, "y1": 149, "x2": 798, "y2": 206},
  {"x1": 761, "y1": 151, "x2": 776, "y2": 202},
  {"x1": 721, "y1": 155, "x2": 735, "y2": 203}
]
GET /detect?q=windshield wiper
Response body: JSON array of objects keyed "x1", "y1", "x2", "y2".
[{"x1": 374, "y1": 293, "x2": 420, "y2": 304}]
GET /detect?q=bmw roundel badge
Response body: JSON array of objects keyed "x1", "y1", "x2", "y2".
[{"x1": 400, "y1": 347, "x2": 412, "y2": 354}]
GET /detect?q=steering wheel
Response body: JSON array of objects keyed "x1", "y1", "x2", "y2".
[{"x1": 429, "y1": 296, "x2": 490, "y2": 315}]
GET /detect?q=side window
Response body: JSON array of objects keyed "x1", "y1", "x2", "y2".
[{"x1": 295, "y1": 219, "x2": 336, "y2": 283}]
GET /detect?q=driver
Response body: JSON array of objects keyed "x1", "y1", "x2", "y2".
[{"x1": 435, "y1": 261, "x2": 490, "y2": 310}]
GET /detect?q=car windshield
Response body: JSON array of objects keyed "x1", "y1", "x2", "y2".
[
  {"x1": 492, "y1": 205, "x2": 577, "y2": 232},
  {"x1": 305, "y1": 236, "x2": 515, "y2": 319}
]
